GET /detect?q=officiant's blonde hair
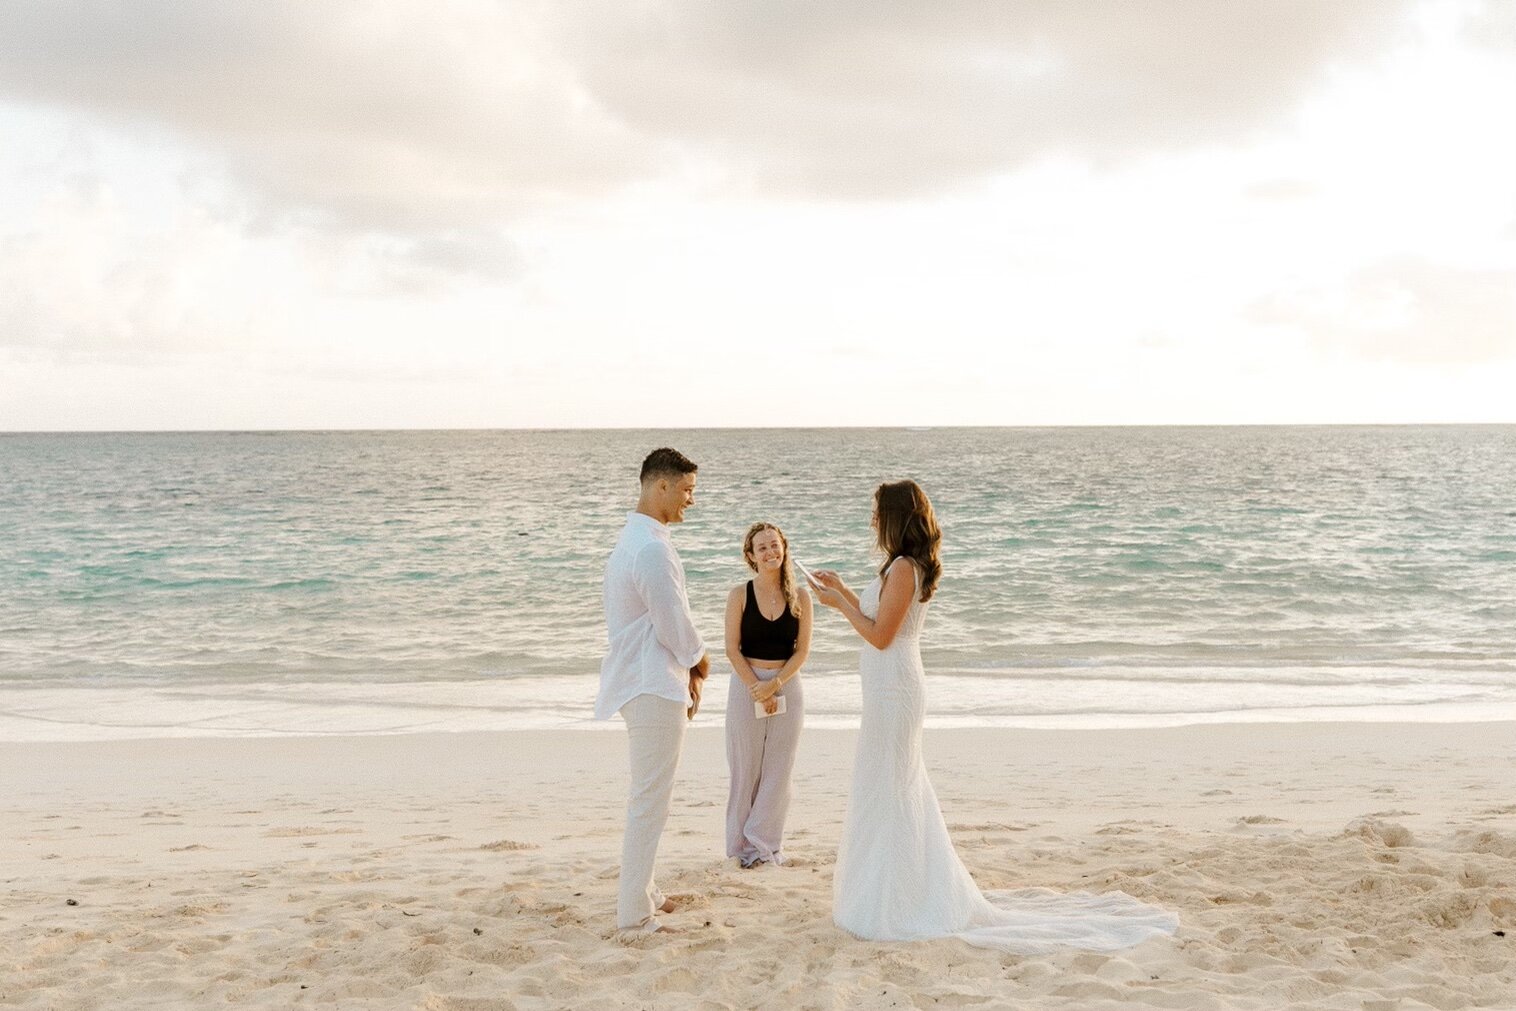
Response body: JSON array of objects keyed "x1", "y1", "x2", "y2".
[{"x1": 742, "y1": 522, "x2": 799, "y2": 614}]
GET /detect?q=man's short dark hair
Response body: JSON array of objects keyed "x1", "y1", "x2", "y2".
[{"x1": 640, "y1": 447, "x2": 698, "y2": 484}]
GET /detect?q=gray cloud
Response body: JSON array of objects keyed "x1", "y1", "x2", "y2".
[
  {"x1": 0, "y1": 0, "x2": 1420, "y2": 230},
  {"x1": 0, "y1": 1, "x2": 651, "y2": 237},
  {"x1": 1252, "y1": 257, "x2": 1516, "y2": 365},
  {"x1": 557, "y1": 0, "x2": 1417, "y2": 196}
]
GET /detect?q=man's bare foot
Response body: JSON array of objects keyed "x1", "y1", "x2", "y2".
[{"x1": 658, "y1": 897, "x2": 678, "y2": 914}]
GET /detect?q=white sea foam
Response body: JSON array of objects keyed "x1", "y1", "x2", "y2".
[{"x1": 2, "y1": 668, "x2": 1512, "y2": 742}]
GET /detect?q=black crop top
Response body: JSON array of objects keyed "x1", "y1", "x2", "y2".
[{"x1": 740, "y1": 580, "x2": 799, "y2": 661}]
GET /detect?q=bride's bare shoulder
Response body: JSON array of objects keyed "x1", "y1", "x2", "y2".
[{"x1": 881, "y1": 557, "x2": 921, "y2": 596}]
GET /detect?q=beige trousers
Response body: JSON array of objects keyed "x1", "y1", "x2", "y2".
[{"x1": 616, "y1": 693, "x2": 687, "y2": 929}]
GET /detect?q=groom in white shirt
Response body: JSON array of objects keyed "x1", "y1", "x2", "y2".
[{"x1": 596, "y1": 447, "x2": 710, "y2": 934}]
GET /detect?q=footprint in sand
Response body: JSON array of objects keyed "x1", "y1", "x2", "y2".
[
  {"x1": 479, "y1": 839, "x2": 539, "y2": 851},
  {"x1": 653, "y1": 967, "x2": 701, "y2": 993},
  {"x1": 664, "y1": 891, "x2": 708, "y2": 909},
  {"x1": 1453, "y1": 829, "x2": 1516, "y2": 859},
  {"x1": 949, "y1": 822, "x2": 1035, "y2": 832},
  {"x1": 1342, "y1": 818, "x2": 1415, "y2": 847}
]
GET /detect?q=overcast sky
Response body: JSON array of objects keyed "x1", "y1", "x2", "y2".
[{"x1": 1, "y1": 0, "x2": 1513, "y2": 430}]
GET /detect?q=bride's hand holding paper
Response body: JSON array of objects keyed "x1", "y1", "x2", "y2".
[{"x1": 804, "y1": 568, "x2": 847, "y2": 609}]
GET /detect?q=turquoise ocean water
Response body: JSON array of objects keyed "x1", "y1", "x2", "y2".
[{"x1": 1, "y1": 427, "x2": 1513, "y2": 740}]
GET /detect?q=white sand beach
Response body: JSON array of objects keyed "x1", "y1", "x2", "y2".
[{"x1": 3, "y1": 721, "x2": 1514, "y2": 1010}]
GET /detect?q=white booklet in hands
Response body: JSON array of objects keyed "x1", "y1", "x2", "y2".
[
  {"x1": 794, "y1": 560, "x2": 822, "y2": 587},
  {"x1": 754, "y1": 696, "x2": 788, "y2": 719}
]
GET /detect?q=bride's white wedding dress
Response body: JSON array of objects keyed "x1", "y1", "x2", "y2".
[{"x1": 832, "y1": 560, "x2": 1179, "y2": 952}]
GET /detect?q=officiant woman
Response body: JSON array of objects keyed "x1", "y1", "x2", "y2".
[{"x1": 724, "y1": 522, "x2": 811, "y2": 867}]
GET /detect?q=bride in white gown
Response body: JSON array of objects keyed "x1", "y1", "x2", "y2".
[{"x1": 809, "y1": 480, "x2": 1178, "y2": 953}]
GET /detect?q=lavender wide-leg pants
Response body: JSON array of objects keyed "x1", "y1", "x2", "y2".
[{"x1": 725, "y1": 670, "x2": 804, "y2": 865}]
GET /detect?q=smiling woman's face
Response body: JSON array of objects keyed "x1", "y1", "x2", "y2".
[{"x1": 748, "y1": 528, "x2": 786, "y2": 571}]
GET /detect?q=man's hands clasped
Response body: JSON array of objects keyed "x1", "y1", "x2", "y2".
[{"x1": 688, "y1": 653, "x2": 711, "y2": 720}]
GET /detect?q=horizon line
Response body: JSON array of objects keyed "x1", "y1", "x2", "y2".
[{"x1": 3, "y1": 420, "x2": 1515, "y2": 436}]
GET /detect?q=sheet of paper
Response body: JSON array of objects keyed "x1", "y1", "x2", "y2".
[{"x1": 754, "y1": 696, "x2": 788, "y2": 719}]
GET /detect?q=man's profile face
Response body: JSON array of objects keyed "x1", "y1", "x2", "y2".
[{"x1": 667, "y1": 472, "x2": 697, "y2": 523}]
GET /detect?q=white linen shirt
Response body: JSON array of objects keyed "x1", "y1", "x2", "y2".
[{"x1": 595, "y1": 512, "x2": 707, "y2": 720}]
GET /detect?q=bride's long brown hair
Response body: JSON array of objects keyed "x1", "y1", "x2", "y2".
[
  {"x1": 874, "y1": 480, "x2": 942, "y2": 602},
  {"x1": 742, "y1": 521, "x2": 799, "y2": 614}
]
